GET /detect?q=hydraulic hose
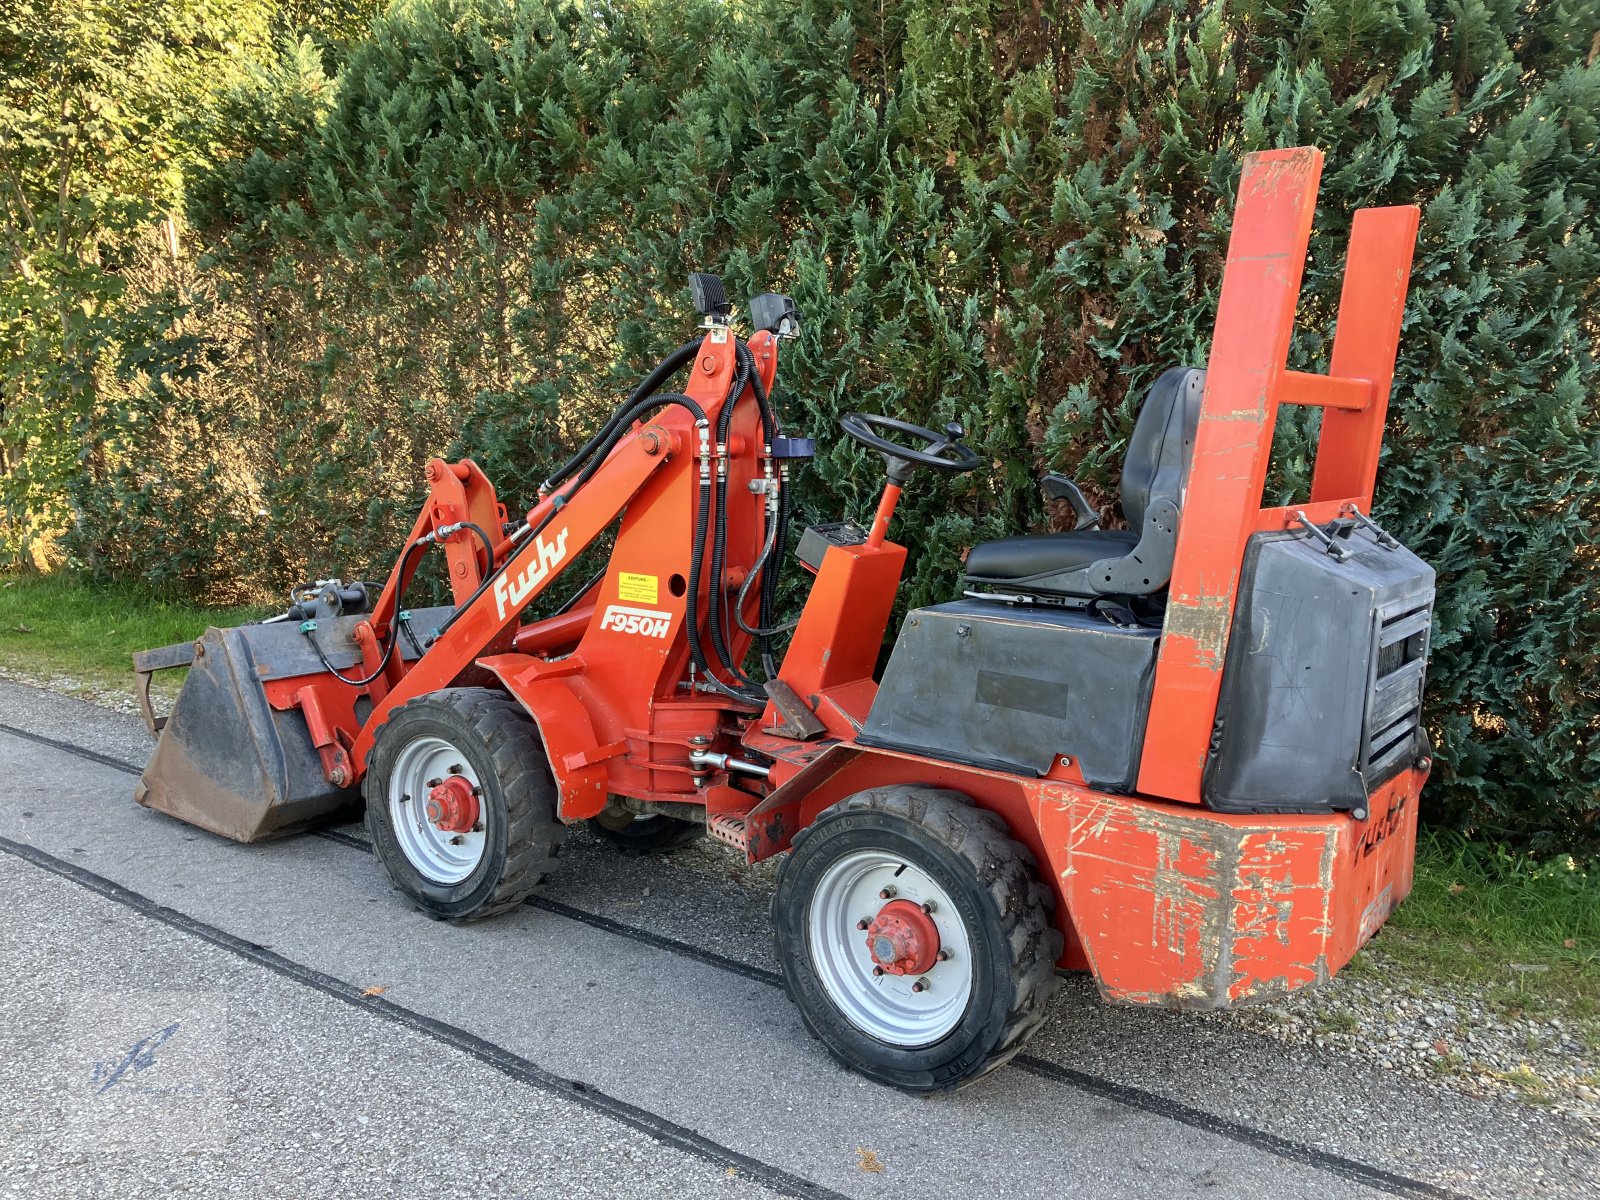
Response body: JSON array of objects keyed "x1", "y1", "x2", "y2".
[
  {"x1": 734, "y1": 505, "x2": 800, "y2": 638},
  {"x1": 707, "y1": 351, "x2": 759, "y2": 687},
  {"x1": 573, "y1": 390, "x2": 705, "y2": 491},
  {"x1": 304, "y1": 617, "x2": 406, "y2": 688},
  {"x1": 542, "y1": 340, "x2": 701, "y2": 494},
  {"x1": 301, "y1": 531, "x2": 443, "y2": 687},
  {"x1": 428, "y1": 506, "x2": 566, "y2": 644},
  {"x1": 705, "y1": 339, "x2": 789, "y2": 689},
  {"x1": 733, "y1": 341, "x2": 790, "y2": 678}
]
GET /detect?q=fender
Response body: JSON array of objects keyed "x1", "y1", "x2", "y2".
[{"x1": 477, "y1": 653, "x2": 619, "y2": 820}]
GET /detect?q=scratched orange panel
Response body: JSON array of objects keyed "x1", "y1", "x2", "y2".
[
  {"x1": 1225, "y1": 828, "x2": 1337, "y2": 1002},
  {"x1": 1050, "y1": 796, "x2": 1233, "y2": 1005},
  {"x1": 1324, "y1": 772, "x2": 1423, "y2": 968}
]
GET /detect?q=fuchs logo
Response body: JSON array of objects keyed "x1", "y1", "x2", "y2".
[
  {"x1": 600, "y1": 604, "x2": 673, "y2": 638},
  {"x1": 493, "y1": 528, "x2": 570, "y2": 620}
]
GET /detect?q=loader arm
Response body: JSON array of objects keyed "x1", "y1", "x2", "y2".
[{"x1": 348, "y1": 421, "x2": 687, "y2": 776}]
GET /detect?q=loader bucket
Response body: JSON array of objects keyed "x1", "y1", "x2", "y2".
[{"x1": 133, "y1": 606, "x2": 453, "y2": 843}]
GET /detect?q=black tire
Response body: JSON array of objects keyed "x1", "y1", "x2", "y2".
[
  {"x1": 363, "y1": 687, "x2": 565, "y2": 921},
  {"x1": 772, "y1": 786, "x2": 1061, "y2": 1091},
  {"x1": 589, "y1": 812, "x2": 705, "y2": 855}
]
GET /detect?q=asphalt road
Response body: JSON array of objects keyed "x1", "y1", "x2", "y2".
[{"x1": 0, "y1": 680, "x2": 1595, "y2": 1198}]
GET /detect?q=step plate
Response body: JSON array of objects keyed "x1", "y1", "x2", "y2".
[{"x1": 707, "y1": 814, "x2": 749, "y2": 853}]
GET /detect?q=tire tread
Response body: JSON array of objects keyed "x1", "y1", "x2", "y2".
[
  {"x1": 363, "y1": 687, "x2": 565, "y2": 921},
  {"x1": 774, "y1": 784, "x2": 1062, "y2": 1090}
]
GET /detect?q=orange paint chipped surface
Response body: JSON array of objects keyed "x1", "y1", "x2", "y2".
[{"x1": 1039, "y1": 768, "x2": 1422, "y2": 1009}]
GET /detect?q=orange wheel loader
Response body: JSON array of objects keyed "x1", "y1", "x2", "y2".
[{"x1": 133, "y1": 147, "x2": 1433, "y2": 1091}]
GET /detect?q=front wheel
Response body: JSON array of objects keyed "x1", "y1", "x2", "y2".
[
  {"x1": 772, "y1": 786, "x2": 1061, "y2": 1091},
  {"x1": 363, "y1": 688, "x2": 565, "y2": 921}
]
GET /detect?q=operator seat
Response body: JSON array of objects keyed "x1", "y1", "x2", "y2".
[{"x1": 965, "y1": 366, "x2": 1205, "y2": 600}]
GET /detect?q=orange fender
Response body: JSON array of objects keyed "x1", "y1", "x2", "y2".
[{"x1": 477, "y1": 654, "x2": 620, "y2": 820}]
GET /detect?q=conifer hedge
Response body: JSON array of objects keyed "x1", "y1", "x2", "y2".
[{"x1": 47, "y1": 0, "x2": 1600, "y2": 853}]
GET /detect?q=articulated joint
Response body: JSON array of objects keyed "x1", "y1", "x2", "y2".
[{"x1": 687, "y1": 748, "x2": 771, "y2": 779}]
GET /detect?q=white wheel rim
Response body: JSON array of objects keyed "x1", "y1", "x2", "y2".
[
  {"x1": 388, "y1": 735, "x2": 488, "y2": 885},
  {"x1": 806, "y1": 850, "x2": 974, "y2": 1047}
]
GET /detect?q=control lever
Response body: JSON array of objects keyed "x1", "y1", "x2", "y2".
[{"x1": 1042, "y1": 473, "x2": 1101, "y2": 531}]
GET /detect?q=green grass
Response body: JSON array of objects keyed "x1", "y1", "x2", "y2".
[
  {"x1": 1380, "y1": 831, "x2": 1600, "y2": 1027},
  {"x1": 0, "y1": 571, "x2": 268, "y2": 702},
  {"x1": 2, "y1": 569, "x2": 1596, "y2": 1031}
]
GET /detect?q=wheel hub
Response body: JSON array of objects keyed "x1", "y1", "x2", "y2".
[
  {"x1": 425, "y1": 775, "x2": 479, "y2": 834},
  {"x1": 865, "y1": 899, "x2": 941, "y2": 976}
]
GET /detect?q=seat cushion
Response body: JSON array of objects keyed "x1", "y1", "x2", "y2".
[{"x1": 964, "y1": 530, "x2": 1139, "y2": 582}]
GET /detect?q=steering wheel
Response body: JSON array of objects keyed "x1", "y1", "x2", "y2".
[{"x1": 839, "y1": 412, "x2": 983, "y2": 482}]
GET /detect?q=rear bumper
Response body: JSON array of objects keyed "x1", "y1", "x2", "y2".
[{"x1": 1038, "y1": 767, "x2": 1423, "y2": 1009}]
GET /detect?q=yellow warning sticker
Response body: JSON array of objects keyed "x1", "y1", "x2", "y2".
[{"x1": 617, "y1": 572, "x2": 659, "y2": 603}]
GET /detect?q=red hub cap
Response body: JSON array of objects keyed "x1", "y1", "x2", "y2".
[
  {"x1": 865, "y1": 899, "x2": 941, "y2": 976},
  {"x1": 425, "y1": 775, "x2": 479, "y2": 834}
]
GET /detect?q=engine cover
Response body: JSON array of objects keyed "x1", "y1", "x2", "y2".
[{"x1": 859, "y1": 599, "x2": 1160, "y2": 790}]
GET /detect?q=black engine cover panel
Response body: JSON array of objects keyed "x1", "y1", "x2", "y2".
[{"x1": 860, "y1": 600, "x2": 1160, "y2": 790}]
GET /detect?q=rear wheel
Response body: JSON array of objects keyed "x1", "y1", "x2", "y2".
[
  {"x1": 772, "y1": 786, "x2": 1060, "y2": 1091},
  {"x1": 364, "y1": 688, "x2": 565, "y2": 921},
  {"x1": 589, "y1": 811, "x2": 705, "y2": 855}
]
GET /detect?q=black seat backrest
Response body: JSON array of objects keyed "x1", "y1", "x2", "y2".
[{"x1": 1121, "y1": 367, "x2": 1205, "y2": 527}]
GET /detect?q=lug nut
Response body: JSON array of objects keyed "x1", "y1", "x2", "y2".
[
  {"x1": 856, "y1": 918, "x2": 870, "y2": 930},
  {"x1": 449, "y1": 835, "x2": 464, "y2": 845},
  {"x1": 936, "y1": 949, "x2": 951, "y2": 962},
  {"x1": 921, "y1": 900, "x2": 936, "y2": 914},
  {"x1": 426, "y1": 777, "x2": 442, "y2": 788},
  {"x1": 878, "y1": 886, "x2": 896, "y2": 899},
  {"x1": 872, "y1": 966, "x2": 885, "y2": 977},
  {"x1": 911, "y1": 978, "x2": 929, "y2": 993},
  {"x1": 448, "y1": 763, "x2": 465, "y2": 775}
]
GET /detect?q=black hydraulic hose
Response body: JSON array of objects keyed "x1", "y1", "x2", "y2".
[
  {"x1": 734, "y1": 507, "x2": 800, "y2": 636},
  {"x1": 573, "y1": 391, "x2": 708, "y2": 490},
  {"x1": 301, "y1": 534, "x2": 436, "y2": 687},
  {"x1": 685, "y1": 470, "x2": 715, "y2": 680},
  {"x1": 705, "y1": 340, "x2": 786, "y2": 688},
  {"x1": 401, "y1": 618, "x2": 426, "y2": 658},
  {"x1": 420, "y1": 519, "x2": 498, "y2": 635},
  {"x1": 550, "y1": 563, "x2": 607, "y2": 619},
  {"x1": 737, "y1": 340, "x2": 789, "y2": 677},
  {"x1": 707, "y1": 352, "x2": 759, "y2": 687},
  {"x1": 542, "y1": 340, "x2": 701, "y2": 493},
  {"x1": 430, "y1": 505, "x2": 565, "y2": 645},
  {"x1": 454, "y1": 521, "x2": 499, "y2": 575},
  {"x1": 686, "y1": 468, "x2": 757, "y2": 704},
  {"x1": 739, "y1": 341, "x2": 778, "y2": 442},
  {"x1": 304, "y1": 619, "x2": 405, "y2": 688}
]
